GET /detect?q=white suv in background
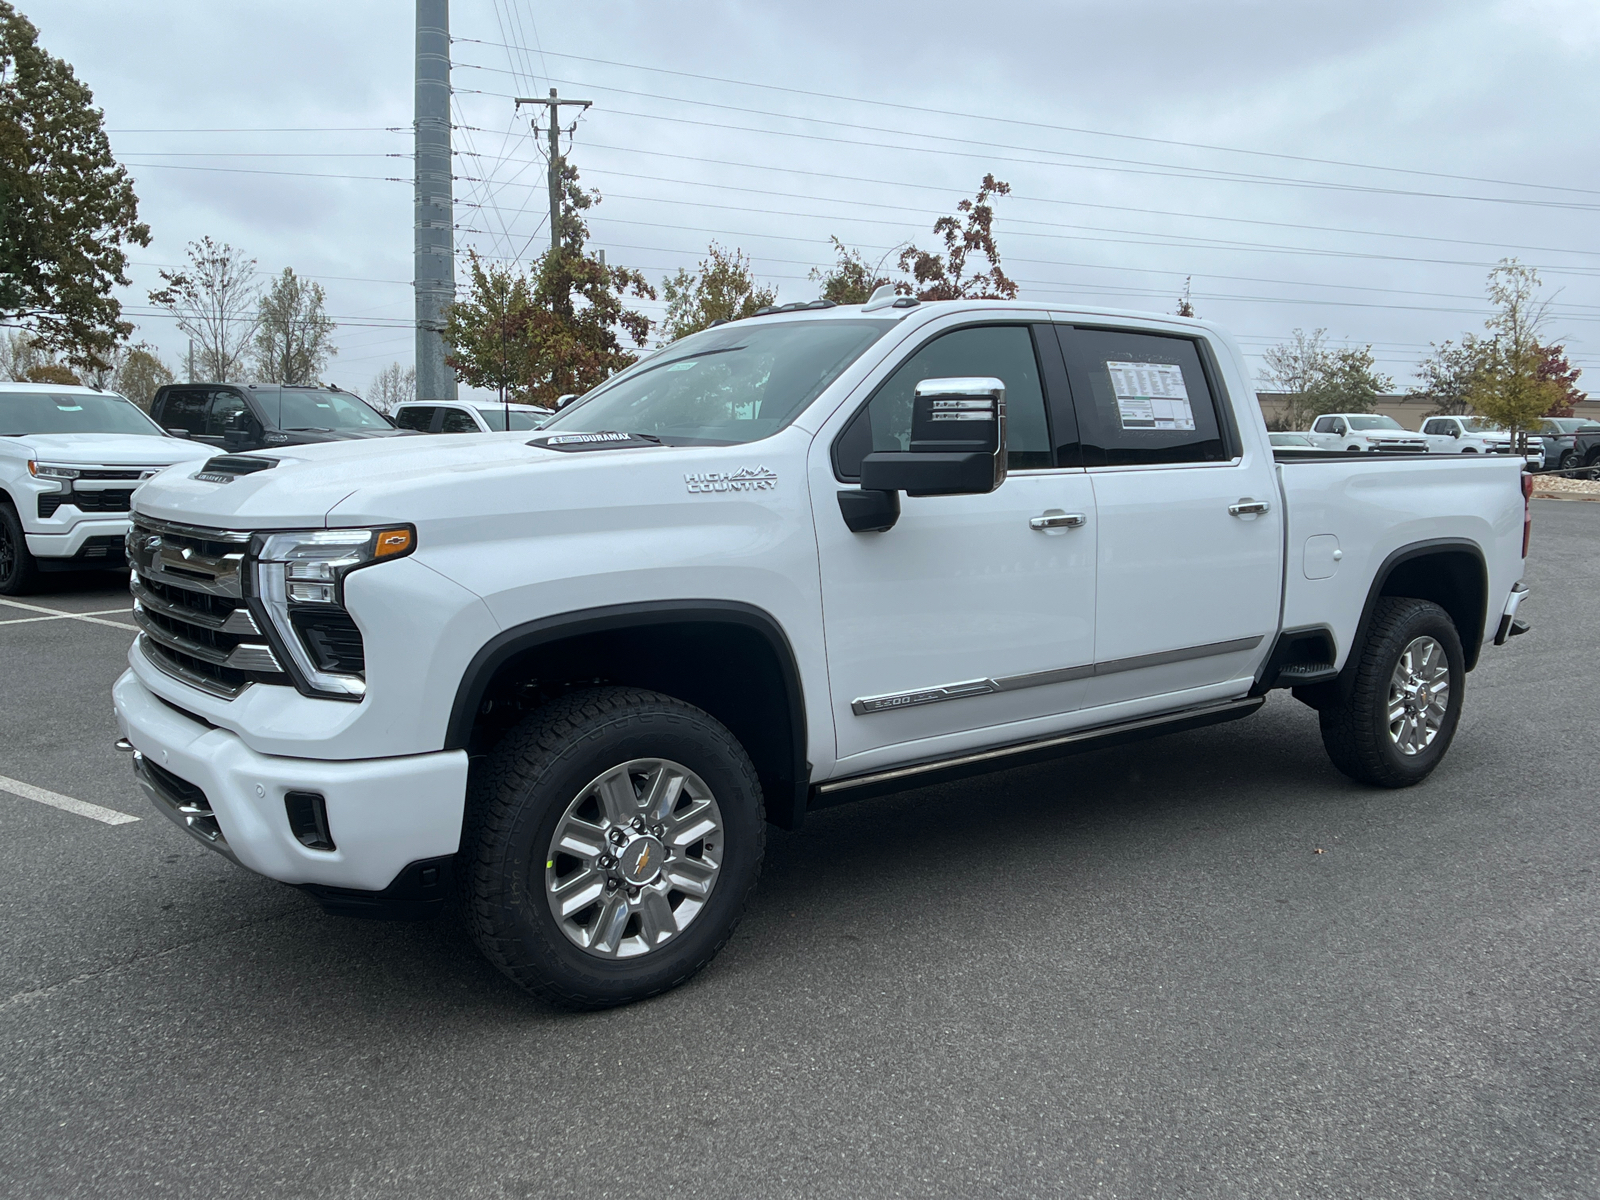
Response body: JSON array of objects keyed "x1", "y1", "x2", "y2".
[
  {"x1": 392, "y1": 400, "x2": 554, "y2": 434},
  {"x1": 1420, "y1": 415, "x2": 1545, "y2": 468},
  {"x1": 1304, "y1": 413, "x2": 1429, "y2": 453},
  {"x1": 0, "y1": 383, "x2": 209, "y2": 594}
]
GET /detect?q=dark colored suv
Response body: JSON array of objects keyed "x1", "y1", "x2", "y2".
[{"x1": 148, "y1": 383, "x2": 414, "y2": 452}]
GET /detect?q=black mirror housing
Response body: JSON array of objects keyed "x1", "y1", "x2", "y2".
[
  {"x1": 165, "y1": 428, "x2": 191, "y2": 439},
  {"x1": 857, "y1": 376, "x2": 1007, "y2": 498}
]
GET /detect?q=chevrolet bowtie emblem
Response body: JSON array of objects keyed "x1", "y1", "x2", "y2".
[{"x1": 634, "y1": 845, "x2": 652, "y2": 873}]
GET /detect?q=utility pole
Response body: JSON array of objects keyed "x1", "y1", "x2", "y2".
[
  {"x1": 514, "y1": 89, "x2": 592, "y2": 258},
  {"x1": 414, "y1": 0, "x2": 458, "y2": 402}
]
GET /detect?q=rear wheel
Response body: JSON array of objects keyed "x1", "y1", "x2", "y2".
[
  {"x1": 461, "y1": 686, "x2": 765, "y2": 1009},
  {"x1": 1319, "y1": 597, "x2": 1464, "y2": 788},
  {"x1": 1558, "y1": 450, "x2": 1577, "y2": 471},
  {"x1": 0, "y1": 502, "x2": 40, "y2": 596}
]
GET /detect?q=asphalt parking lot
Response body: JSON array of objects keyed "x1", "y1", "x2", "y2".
[{"x1": 1, "y1": 499, "x2": 1597, "y2": 1199}]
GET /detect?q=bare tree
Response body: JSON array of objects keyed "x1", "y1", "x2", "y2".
[
  {"x1": 252, "y1": 268, "x2": 336, "y2": 383},
  {"x1": 148, "y1": 237, "x2": 259, "y2": 380},
  {"x1": 367, "y1": 362, "x2": 416, "y2": 413}
]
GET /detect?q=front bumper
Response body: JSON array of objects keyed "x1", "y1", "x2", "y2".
[
  {"x1": 26, "y1": 517, "x2": 133, "y2": 561},
  {"x1": 114, "y1": 669, "x2": 468, "y2": 891}
]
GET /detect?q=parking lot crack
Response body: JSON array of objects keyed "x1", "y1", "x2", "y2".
[{"x1": 0, "y1": 907, "x2": 304, "y2": 1015}]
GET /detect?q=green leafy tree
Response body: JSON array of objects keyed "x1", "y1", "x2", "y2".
[
  {"x1": 443, "y1": 162, "x2": 654, "y2": 405},
  {"x1": 1467, "y1": 259, "x2": 1560, "y2": 448},
  {"x1": 809, "y1": 236, "x2": 903, "y2": 305},
  {"x1": 899, "y1": 174, "x2": 1017, "y2": 301},
  {"x1": 661, "y1": 243, "x2": 776, "y2": 342},
  {"x1": 0, "y1": 3, "x2": 149, "y2": 370},
  {"x1": 148, "y1": 237, "x2": 259, "y2": 381},
  {"x1": 1412, "y1": 338, "x2": 1484, "y2": 417},
  {"x1": 252, "y1": 268, "x2": 336, "y2": 384},
  {"x1": 1260, "y1": 328, "x2": 1392, "y2": 430}
]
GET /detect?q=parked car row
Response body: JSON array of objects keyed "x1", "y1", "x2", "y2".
[
  {"x1": 0, "y1": 380, "x2": 559, "y2": 593},
  {"x1": 1282, "y1": 411, "x2": 1600, "y2": 470}
]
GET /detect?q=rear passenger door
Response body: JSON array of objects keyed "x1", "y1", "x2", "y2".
[
  {"x1": 439, "y1": 407, "x2": 482, "y2": 433},
  {"x1": 1056, "y1": 325, "x2": 1281, "y2": 710}
]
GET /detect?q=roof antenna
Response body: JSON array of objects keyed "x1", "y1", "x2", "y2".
[{"x1": 862, "y1": 284, "x2": 899, "y2": 312}]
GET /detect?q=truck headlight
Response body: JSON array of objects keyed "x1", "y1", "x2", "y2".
[
  {"x1": 28, "y1": 462, "x2": 81, "y2": 480},
  {"x1": 250, "y1": 526, "x2": 414, "y2": 700}
]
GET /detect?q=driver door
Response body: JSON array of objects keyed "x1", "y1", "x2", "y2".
[{"x1": 810, "y1": 320, "x2": 1097, "y2": 768}]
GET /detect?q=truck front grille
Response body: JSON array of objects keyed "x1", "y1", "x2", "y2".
[{"x1": 128, "y1": 516, "x2": 289, "y2": 699}]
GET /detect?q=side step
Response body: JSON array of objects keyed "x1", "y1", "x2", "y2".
[{"x1": 810, "y1": 695, "x2": 1265, "y2": 808}]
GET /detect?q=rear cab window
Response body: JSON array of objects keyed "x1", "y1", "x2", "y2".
[{"x1": 1054, "y1": 327, "x2": 1229, "y2": 466}]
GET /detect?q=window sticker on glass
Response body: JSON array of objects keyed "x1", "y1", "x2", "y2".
[{"x1": 1106, "y1": 361, "x2": 1194, "y2": 430}]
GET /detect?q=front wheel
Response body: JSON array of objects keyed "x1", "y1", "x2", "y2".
[
  {"x1": 0, "y1": 503, "x2": 40, "y2": 596},
  {"x1": 1319, "y1": 597, "x2": 1465, "y2": 788},
  {"x1": 461, "y1": 686, "x2": 765, "y2": 1009}
]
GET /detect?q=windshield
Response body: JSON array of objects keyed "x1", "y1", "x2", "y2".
[
  {"x1": 1544, "y1": 418, "x2": 1588, "y2": 433},
  {"x1": 540, "y1": 318, "x2": 896, "y2": 445},
  {"x1": 0, "y1": 391, "x2": 166, "y2": 437},
  {"x1": 267, "y1": 389, "x2": 393, "y2": 432},
  {"x1": 1346, "y1": 415, "x2": 1404, "y2": 431},
  {"x1": 477, "y1": 408, "x2": 547, "y2": 431},
  {"x1": 1462, "y1": 418, "x2": 1506, "y2": 434}
]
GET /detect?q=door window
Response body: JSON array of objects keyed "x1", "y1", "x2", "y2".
[
  {"x1": 394, "y1": 406, "x2": 438, "y2": 432},
  {"x1": 1058, "y1": 328, "x2": 1226, "y2": 466},
  {"x1": 158, "y1": 389, "x2": 210, "y2": 435},
  {"x1": 834, "y1": 324, "x2": 1053, "y2": 478},
  {"x1": 440, "y1": 408, "x2": 480, "y2": 433},
  {"x1": 206, "y1": 391, "x2": 250, "y2": 438}
]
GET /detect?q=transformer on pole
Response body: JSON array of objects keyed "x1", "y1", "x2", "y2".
[{"x1": 414, "y1": 0, "x2": 458, "y2": 402}]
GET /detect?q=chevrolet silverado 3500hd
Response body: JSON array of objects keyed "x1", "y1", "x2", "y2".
[{"x1": 112, "y1": 298, "x2": 1532, "y2": 1008}]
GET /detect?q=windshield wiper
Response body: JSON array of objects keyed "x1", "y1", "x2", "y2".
[{"x1": 285, "y1": 426, "x2": 334, "y2": 432}]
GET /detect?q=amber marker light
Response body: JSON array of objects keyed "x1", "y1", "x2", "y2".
[{"x1": 375, "y1": 528, "x2": 414, "y2": 558}]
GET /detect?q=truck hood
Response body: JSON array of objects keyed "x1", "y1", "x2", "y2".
[
  {"x1": 130, "y1": 431, "x2": 708, "y2": 528},
  {"x1": 8, "y1": 433, "x2": 212, "y2": 466}
]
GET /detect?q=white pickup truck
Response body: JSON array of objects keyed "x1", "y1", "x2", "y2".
[
  {"x1": 1304, "y1": 413, "x2": 1430, "y2": 453},
  {"x1": 1419, "y1": 414, "x2": 1545, "y2": 468},
  {"x1": 1, "y1": 383, "x2": 210, "y2": 594},
  {"x1": 112, "y1": 298, "x2": 1532, "y2": 1008}
]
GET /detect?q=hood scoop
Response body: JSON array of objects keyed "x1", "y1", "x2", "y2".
[
  {"x1": 193, "y1": 454, "x2": 279, "y2": 483},
  {"x1": 527, "y1": 431, "x2": 661, "y2": 453}
]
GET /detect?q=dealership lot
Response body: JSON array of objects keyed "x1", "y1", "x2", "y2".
[{"x1": 1, "y1": 500, "x2": 1597, "y2": 1199}]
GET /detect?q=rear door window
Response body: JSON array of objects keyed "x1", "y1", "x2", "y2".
[
  {"x1": 206, "y1": 391, "x2": 250, "y2": 438},
  {"x1": 1057, "y1": 328, "x2": 1227, "y2": 466},
  {"x1": 440, "y1": 408, "x2": 480, "y2": 433},
  {"x1": 394, "y1": 406, "x2": 439, "y2": 432}
]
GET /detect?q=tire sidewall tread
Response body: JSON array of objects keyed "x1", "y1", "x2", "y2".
[{"x1": 461, "y1": 686, "x2": 765, "y2": 1009}]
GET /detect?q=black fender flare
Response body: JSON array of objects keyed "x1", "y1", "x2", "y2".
[{"x1": 445, "y1": 599, "x2": 811, "y2": 828}]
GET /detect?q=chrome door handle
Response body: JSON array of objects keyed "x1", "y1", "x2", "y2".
[
  {"x1": 1228, "y1": 499, "x2": 1271, "y2": 517},
  {"x1": 1030, "y1": 511, "x2": 1086, "y2": 531}
]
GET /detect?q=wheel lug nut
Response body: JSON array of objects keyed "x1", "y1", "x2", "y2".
[
  {"x1": 606, "y1": 877, "x2": 618, "y2": 891},
  {"x1": 627, "y1": 885, "x2": 640, "y2": 898},
  {"x1": 608, "y1": 828, "x2": 627, "y2": 845},
  {"x1": 650, "y1": 823, "x2": 664, "y2": 838},
  {"x1": 630, "y1": 816, "x2": 646, "y2": 832},
  {"x1": 599, "y1": 855, "x2": 615, "y2": 869}
]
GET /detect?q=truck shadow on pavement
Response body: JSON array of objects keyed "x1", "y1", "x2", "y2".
[{"x1": 238, "y1": 690, "x2": 1418, "y2": 1019}]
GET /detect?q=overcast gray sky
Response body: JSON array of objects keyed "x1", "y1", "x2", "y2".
[{"x1": 27, "y1": 0, "x2": 1600, "y2": 400}]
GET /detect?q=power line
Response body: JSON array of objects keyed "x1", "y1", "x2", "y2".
[
  {"x1": 449, "y1": 37, "x2": 1599, "y2": 199},
  {"x1": 453, "y1": 65, "x2": 1600, "y2": 211}
]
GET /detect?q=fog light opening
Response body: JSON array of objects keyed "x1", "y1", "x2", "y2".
[{"x1": 286, "y1": 791, "x2": 336, "y2": 851}]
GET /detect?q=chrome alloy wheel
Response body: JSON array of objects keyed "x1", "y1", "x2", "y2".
[
  {"x1": 1387, "y1": 635, "x2": 1450, "y2": 756},
  {"x1": 544, "y1": 758, "x2": 724, "y2": 959}
]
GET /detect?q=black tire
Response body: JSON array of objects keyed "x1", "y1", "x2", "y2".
[
  {"x1": 0, "y1": 502, "x2": 40, "y2": 596},
  {"x1": 1558, "y1": 451, "x2": 1576, "y2": 471},
  {"x1": 461, "y1": 686, "x2": 765, "y2": 1009},
  {"x1": 1319, "y1": 597, "x2": 1465, "y2": 788}
]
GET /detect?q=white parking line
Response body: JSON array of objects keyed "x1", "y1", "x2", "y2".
[
  {"x1": 0, "y1": 597, "x2": 135, "y2": 629},
  {"x1": 0, "y1": 774, "x2": 140, "y2": 826}
]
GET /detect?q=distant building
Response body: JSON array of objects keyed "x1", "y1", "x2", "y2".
[{"x1": 1256, "y1": 392, "x2": 1600, "y2": 432}]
